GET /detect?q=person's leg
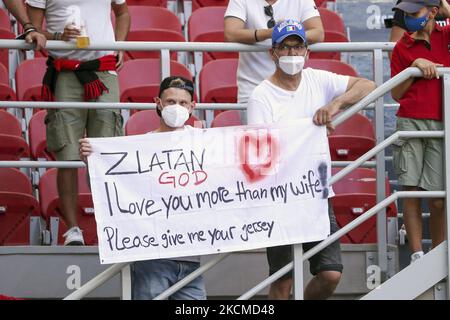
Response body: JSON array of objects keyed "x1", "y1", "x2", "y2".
[
  {"x1": 48, "y1": 72, "x2": 88, "y2": 244},
  {"x1": 420, "y1": 123, "x2": 445, "y2": 250},
  {"x1": 266, "y1": 245, "x2": 292, "y2": 300},
  {"x1": 392, "y1": 118, "x2": 425, "y2": 257},
  {"x1": 170, "y1": 261, "x2": 206, "y2": 300},
  {"x1": 268, "y1": 278, "x2": 292, "y2": 300},
  {"x1": 57, "y1": 168, "x2": 78, "y2": 229},
  {"x1": 304, "y1": 202, "x2": 343, "y2": 299},
  {"x1": 304, "y1": 271, "x2": 341, "y2": 300},
  {"x1": 429, "y1": 198, "x2": 445, "y2": 248},
  {"x1": 131, "y1": 259, "x2": 175, "y2": 300},
  {"x1": 402, "y1": 187, "x2": 423, "y2": 254}
]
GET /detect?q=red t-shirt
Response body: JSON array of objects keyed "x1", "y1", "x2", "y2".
[{"x1": 390, "y1": 24, "x2": 450, "y2": 121}]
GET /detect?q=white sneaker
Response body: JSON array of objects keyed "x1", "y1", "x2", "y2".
[
  {"x1": 410, "y1": 251, "x2": 424, "y2": 264},
  {"x1": 63, "y1": 226, "x2": 85, "y2": 246}
]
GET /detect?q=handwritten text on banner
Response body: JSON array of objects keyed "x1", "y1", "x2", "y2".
[{"x1": 88, "y1": 119, "x2": 332, "y2": 264}]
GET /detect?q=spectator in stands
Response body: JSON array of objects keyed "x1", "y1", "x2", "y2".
[
  {"x1": 390, "y1": 0, "x2": 450, "y2": 263},
  {"x1": 2, "y1": 0, "x2": 46, "y2": 49},
  {"x1": 80, "y1": 76, "x2": 207, "y2": 300},
  {"x1": 224, "y1": 0, "x2": 324, "y2": 107},
  {"x1": 26, "y1": 0, "x2": 130, "y2": 246},
  {"x1": 388, "y1": 0, "x2": 450, "y2": 44},
  {"x1": 247, "y1": 19, "x2": 376, "y2": 300}
]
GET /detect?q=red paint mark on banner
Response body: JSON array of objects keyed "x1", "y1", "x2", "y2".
[{"x1": 238, "y1": 131, "x2": 279, "y2": 183}]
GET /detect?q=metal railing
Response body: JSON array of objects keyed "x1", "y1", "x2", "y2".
[{"x1": 0, "y1": 38, "x2": 448, "y2": 300}]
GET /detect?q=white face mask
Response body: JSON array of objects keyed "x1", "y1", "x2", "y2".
[
  {"x1": 161, "y1": 104, "x2": 190, "y2": 128},
  {"x1": 278, "y1": 55, "x2": 305, "y2": 75}
]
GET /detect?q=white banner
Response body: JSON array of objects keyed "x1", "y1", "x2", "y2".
[{"x1": 88, "y1": 118, "x2": 332, "y2": 264}]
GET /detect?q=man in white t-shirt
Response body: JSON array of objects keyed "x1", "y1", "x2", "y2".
[
  {"x1": 247, "y1": 20, "x2": 376, "y2": 300},
  {"x1": 26, "y1": 0, "x2": 130, "y2": 245},
  {"x1": 80, "y1": 77, "x2": 206, "y2": 300},
  {"x1": 224, "y1": 0, "x2": 324, "y2": 105}
]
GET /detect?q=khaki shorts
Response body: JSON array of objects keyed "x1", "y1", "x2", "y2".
[
  {"x1": 392, "y1": 117, "x2": 444, "y2": 191},
  {"x1": 45, "y1": 71, "x2": 124, "y2": 161}
]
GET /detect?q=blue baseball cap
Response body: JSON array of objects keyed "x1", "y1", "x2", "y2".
[{"x1": 272, "y1": 19, "x2": 307, "y2": 46}]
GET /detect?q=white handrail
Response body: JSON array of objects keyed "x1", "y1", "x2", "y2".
[{"x1": 0, "y1": 39, "x2": 396, "y2": 52}]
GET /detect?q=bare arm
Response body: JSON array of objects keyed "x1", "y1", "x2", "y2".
[
  {"x1": 224, "y1": 14, "x2": 324, "y2": 45},
  {"x1": 112, "y1": 2, "x2": 130, "y2": 42},
  {"x1": 391, "y1": 58, "x2": 443, "y2": 101},
  {"x1": 313, "y1": 77, "x2": 377, "y2": 125},
  {"x1": 224, "y1": 16, "x2": 272, "y2": 44},
  {"x1": 112, "y1": 2, "x2": 130, "y2": 69},
  {"x1": 3, "y1": 0, "x2": 31, "y2": 26},
  {"x1": 303, "y1": 16, "x2": 324, "y2": 44},
  {"x1": 27, "y1": 5, "x2": 51, "y2": 37},
  {"x1": 439, "y1": 0, "x2": 450, "y2": 18}
]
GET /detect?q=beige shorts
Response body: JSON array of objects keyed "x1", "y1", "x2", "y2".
[
  {"x1": 45, "y1": 71, "x2": 123, "y2": 161},
  {"x1": 392, "y1": 117, "x2": 444, "y2": 191}
]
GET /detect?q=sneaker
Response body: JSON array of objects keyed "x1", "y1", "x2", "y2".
[
  {"x1": 410, "y1": 251, "x2": 424, "y2": 264},
  {"x1": 63, "y1": 226, "x2": 85, "y2": 246}
]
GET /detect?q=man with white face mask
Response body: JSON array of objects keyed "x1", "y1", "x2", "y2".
[
  {"x1": 247, "y1": 20, "x2": 376, "y2": 300},
  {"x1": 154, "y1": 76, "x2": 196, "y2": 132},
  {"x1": 79, "y1": 77, "x2": 206, "y2": 300}
]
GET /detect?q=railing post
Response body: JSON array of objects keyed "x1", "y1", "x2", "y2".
[
  {"x1": 160, "y1": 49, "x2": 171, "y2": 80},
  {"x1": 292, "y1": 243, "x2": 304, "y2": 300},
  {"x1": 121, "y1": 264, "x2": 132, "y2": 300},
  {"x1": 443, "y1": 73, "x2": 450, "y2": 300},
  {"x1": 373, "y1": 49, "x2": 388, "y2": 280}
]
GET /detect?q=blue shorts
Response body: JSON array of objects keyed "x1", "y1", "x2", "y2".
[{"x1": 131, "y1": 259, "x2": 206, "y2": 300}]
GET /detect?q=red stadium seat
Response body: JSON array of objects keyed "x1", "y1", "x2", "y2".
[
  {"x1": 192, "y1": 0, "x2": 229, "y2": 11},
  {"x1": 188, "y1": 6, "x2": 238, "y2": 65},
  {"x1": 112, "y1": 6, "x2": 181, "y2": 33},
  {"x1": 0, "y1": 168, "x2": 40, "y2": 245},
  {"x1": 305, "y1": 59, "x2": 358, "y2": 77},
  {"x1": 210, "y1": 110, "x2": 242, "y2": 128},
  {"x1": 125, "y1": 30, "x2": 186, "y2": 60},
  {"x1": 28, "y1": 110, "x2": 56, "y2": 161},
  {"x1": 0, "y1": 9, "x2": 11, "y2": 32},
  {"x1": 15, "y1": 58, "x2": 47, "y2": 101},
  {"x1": 39, "y1": 168, "x2": 97, "y2": 245},
  {"x1": 0, "y1": 29, "x2": 14, "y2": 73},
  {"x1": 199, "y1": 58, "x2": 238, "y2": 103},
  {"x1": 0, "y1": 110, "x2": 29, "y2": 160},
  {"x1": 331, "y1": 168, "x2": 397, "y2": 244},
  {"x1": 119, "y1": 58, "x2": 194, "y2": 113},
  {"x1": 318, "y1": 7, "x2": 346, "y2": 35},
  {"x1": 328, "y1": 113, "x2": 375, "y2": 161},
  {"x1": 309, "y1": 31, "x2": 348, "y2": 60},
  {"x1": 0, "y1": 63, "x2": 16, "y2": 106},
  {"x1": 126, "y1": 0, "x2": 168, "y2": 6},
  {"x1": 125, "y1": 110, "x2": 203, "y2": 135}
]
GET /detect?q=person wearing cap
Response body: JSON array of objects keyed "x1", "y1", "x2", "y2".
[
  {"x1": 224, "y1": 0, "x2": 324, "y2": 107},
  {"x1": 390, "y1": 0, "x2": 450, "y2": 263},
  {"x1": 388, "y1": 0, "x2": 450, "y2": 47},
  {"x1": 27, "y1": 0, "x2": 130, "y2": 246},
  {"x1": 79, "y1": 76, "x2": 206, "y2": 300},
  {"x1": 2, "y1": 0, "x2": 46, "y2": 50},
  {"x1": 247, "y1": 19, "x2": 376, "y2": 300}
]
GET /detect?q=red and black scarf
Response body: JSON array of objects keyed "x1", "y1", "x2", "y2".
[{"x1": 42, "y1": 55, "x2": 117, "y2": 101}]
